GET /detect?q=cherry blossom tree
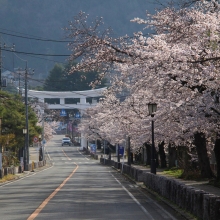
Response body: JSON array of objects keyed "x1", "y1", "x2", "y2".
[
  {"x1": 30, "y1": 100, "x2": 59, "y2": 142},
  {"x1": 68, "y1": 0, "x2": 220, "y2": 178}
]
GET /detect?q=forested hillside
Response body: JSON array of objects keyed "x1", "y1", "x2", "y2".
[{"x1": 0, "y1": 0, "x2": 157, "y2": 79}]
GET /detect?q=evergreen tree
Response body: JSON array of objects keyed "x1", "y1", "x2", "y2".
[
  {"x1": 43, "y1": 62, "x2": 107, "y2": 91},
  {"x1": 0, "y1": 91, "x2": 41, "y2": 166}
]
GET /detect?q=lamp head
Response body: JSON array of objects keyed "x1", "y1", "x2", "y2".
[{"x1": 148, "y1": 102, "x2": 157, "y2": 117}]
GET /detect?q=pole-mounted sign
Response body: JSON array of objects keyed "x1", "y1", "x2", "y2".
[
  {"x1": 60, "y1": 109, "x2": 67, "y2": 116},
  {"x1": 33, "y1": 136, "x2": 38, "y2": 143}
]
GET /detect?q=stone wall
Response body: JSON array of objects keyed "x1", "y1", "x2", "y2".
[{"x1": 100, "y1": 158, "x2": 220, "y2": 220}]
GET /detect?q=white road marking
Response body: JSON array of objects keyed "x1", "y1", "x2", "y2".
[
  {"x1": 143, "y1": 197, "x2": 177, "y2": 219},
  {"x1": 111, "y1": 173, "x2": 154, "y2": 220}
]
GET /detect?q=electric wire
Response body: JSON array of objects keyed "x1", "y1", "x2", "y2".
[
  {"x1": 13, "y1": 52, "x2": 67, "y2": 65},
  {"x1": 0, "y1": 30, "x2": 70, "y2": 43},
  {"x1": 2, "y1": 48, "x2": 70, "y2": 57},
  {"x1": 0, "y1": 29, "x2": 130, "y2": 101},
  {"x1": 2, "y1": 63, "x2": 130, "y2": 102},
  {"x1": 2, "y1": 65, "x2": 108, "y2": 107}
]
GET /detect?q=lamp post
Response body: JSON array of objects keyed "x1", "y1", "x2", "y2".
[
  {"x1": 125, "y1": 123, "x2": 131, "y2": 166},
  {"x1": 148, "y1": 102, "x2": 157, "y2": 174},
  {"x1": 127, "y1": 136, "x2": 131, "y2": 166}
]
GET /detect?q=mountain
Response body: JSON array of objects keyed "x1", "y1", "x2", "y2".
[{"x1": 0, "y1": 0, "x2": 159, "y2": 86}]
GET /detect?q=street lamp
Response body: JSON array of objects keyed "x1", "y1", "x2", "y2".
[{"x1": 148, "y1": 102, "x2": 157, "y2": 174}]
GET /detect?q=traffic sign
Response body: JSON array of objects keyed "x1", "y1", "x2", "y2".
[
  {"x1": 60, "y1": 109, "x2": 67, "y2": 116},
  {"x1": 33, "y1": 136, "x2": 39, "y2": 143},
  {"x1": 74, "y1": 112, "x2": 81, "y2": 118}
]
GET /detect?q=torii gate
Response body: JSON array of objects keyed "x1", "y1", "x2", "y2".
[
  {"x1": 25, "y1": 87, "x2": 106, "y2": 149},
  {"x1": 27, "y1": 87, "x2": 106, "y2": 109}
]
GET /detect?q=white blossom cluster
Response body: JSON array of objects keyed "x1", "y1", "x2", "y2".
[{"x1": 68, "y1": 1, "x2": 220, "y2": 153}]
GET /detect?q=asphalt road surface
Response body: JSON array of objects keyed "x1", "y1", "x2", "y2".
[{"x1": 0, "y1": 135, "x2": 185, "y2": 220}]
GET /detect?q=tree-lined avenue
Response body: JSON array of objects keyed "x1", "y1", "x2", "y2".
[{"x1": 0, "y1": 135, "x2": 183, "y2": 219}]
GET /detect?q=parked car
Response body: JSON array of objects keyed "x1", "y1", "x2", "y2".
[{"x1": 62, "y1": 137, "x2": 71, "y2": 146}]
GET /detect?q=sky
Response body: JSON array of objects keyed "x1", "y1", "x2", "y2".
[{"x1": 0, "y1": 0, "x2": 161, "y2": 87}]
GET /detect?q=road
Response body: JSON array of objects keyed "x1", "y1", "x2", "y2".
[{"x1": 0, "y1": 135, "x2": 184, "y2": 220}]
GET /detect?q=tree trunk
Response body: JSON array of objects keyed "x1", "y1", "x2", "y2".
[
  {"x1": 158, "y1": 141, "x2": 167, "y2": 168},
  {"x1": 176, "y1": 146, "x2": 187, "y2": 169},
  {"x1": 168, "y1": 144, "x2": 176, "y2": 168},
  {"x1": 145, "y1": 143, "x2": 151, "y2": 166},
  {"x1": 214, "y1": 138, "x2": 220, "y2": 180},
  {"x1": 180, "y1": 146, "x2": 192, "y2": 178},
  {"x1": 194, "y1": 132, "x2": 213, "y2": 178}
]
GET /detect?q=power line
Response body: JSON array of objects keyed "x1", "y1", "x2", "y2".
[
  {"x1": 2, "y1": 48, "x2": 70, "y2": 57},
  {"x1": 3, "y1": 66, "x2": 107, "y2": 101},
  {"x1": 0, "y1": 29, "x2": 70, "y2": 43},
  {"x1": 13, "y1": 52, "x2": 67, "y2": 65},
  {"x1": 3, "y1": 65, "x2": 131, "y2": 102}
]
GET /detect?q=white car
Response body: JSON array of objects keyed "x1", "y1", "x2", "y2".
[{"x1": 62, "y1": 137, "x2": 71, "y2": 146}]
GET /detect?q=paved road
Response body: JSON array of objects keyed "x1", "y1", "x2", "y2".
[{"x1": 0, "y1": 135, "x2": 184, "y2": 220}]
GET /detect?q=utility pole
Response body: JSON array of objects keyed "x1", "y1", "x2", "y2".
[
  {"x1": 24, "y1": 61, "x2": 29, "y2": 170},
  {"x1": 17, "y1": 68, "x2": 22, "y2": 95},
  {"x1": 0, "y1": 36, "x2": 2, "y2": 91},
  {"x1": 23, "y1": 61, "x2": 34, "y2": 170},
  {"x1": 0, "y1": 40, "x2": 15, "y2": 90},
  {"x1": 0, "y1": 118, "x2": 2, "y2": 172}
]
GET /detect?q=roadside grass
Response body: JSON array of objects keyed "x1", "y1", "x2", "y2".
[
  {"x1": 163, "y1": 168, "x2": 183, "y2": 178},
  {"x1": 0, "y1": 174, "x2": 17, "y2": 183}
]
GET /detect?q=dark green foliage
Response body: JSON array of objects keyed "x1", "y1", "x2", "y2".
[
  {"x1": 0, "y1": 91, "x2": 41, "y2": 153},
  {"x1": 43, "y1": 62, "x2": 107, "y2": 92}
]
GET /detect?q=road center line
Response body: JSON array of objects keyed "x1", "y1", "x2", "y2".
[
  {"x1": 62, "y1": 149, "x2": 72, "y2": 160},
  {"x1": 27, "y1": 163, "x2": 78, "y2": 220}
]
